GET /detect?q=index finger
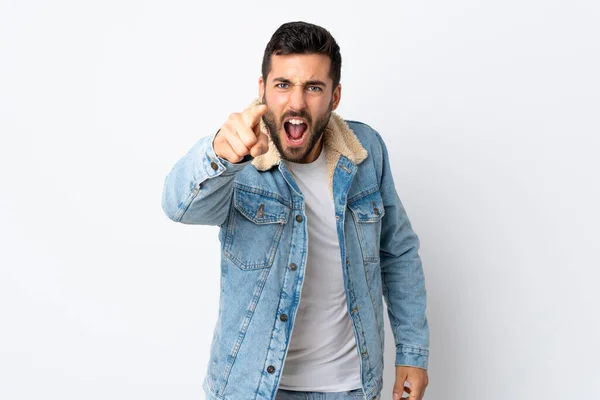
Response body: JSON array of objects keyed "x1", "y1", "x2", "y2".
[{"x1": 241, "y1": 104, "x2": 267, "y2": 131}]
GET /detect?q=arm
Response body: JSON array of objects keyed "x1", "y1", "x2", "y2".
[
  {"x1": 161, "y1": 103, "x2": 269, "y2": 226},
  {"x1": 375, "y1": 131, "x2": 430, "y2": 370},
  {"x1": 161, "y1": 130, "x2": 252, "y2": 226}
]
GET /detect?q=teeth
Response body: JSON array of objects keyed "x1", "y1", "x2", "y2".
[{"x1": 288, "y1": 119, "x2": 304, "y2": 125}]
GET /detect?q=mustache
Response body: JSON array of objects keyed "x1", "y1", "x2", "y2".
[{"x1": 281, "y1": 110, "x2": 312, "y2": 125}]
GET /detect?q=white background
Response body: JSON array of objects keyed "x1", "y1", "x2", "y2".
[{"x1": 1, "y1": 1, "x2": 599, "y2": 399}]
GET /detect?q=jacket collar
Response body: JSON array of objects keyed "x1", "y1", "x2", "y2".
[{"x1": 250, "y1": 99, "x2": 368, "y2": 174}]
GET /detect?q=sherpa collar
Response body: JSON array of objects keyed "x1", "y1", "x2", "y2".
[{"x1": 249, "y1": 99, "x2": 368, "y2": 196}]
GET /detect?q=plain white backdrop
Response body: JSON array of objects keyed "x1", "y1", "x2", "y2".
[{"x1": 1, "y1": 1, "x2": 599, "y2": 399}]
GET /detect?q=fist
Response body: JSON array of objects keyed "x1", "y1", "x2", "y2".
[{"x1": 213, "y1": 104, "x2": 269, "y2": 163}]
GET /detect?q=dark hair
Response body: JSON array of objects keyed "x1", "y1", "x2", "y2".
[{"x1": 261, "y1": 21, "x2": 342, "y2": 90}]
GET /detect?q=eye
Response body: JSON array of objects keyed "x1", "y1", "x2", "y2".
[
  {"x1": 307, "y1": 86, "x2": 322, "y2": 92},
  {"x1": 275, "y1": 83, "x2": 289, "y2": 89}
]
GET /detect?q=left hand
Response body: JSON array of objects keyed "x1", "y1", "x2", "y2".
[{"x1": 393, "y1": 365, "x2": 428, "y2": 399}]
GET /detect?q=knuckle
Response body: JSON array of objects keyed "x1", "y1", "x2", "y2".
[
  {"x1": 235, "y1": 142, "x2": 250, "y2": 155},
  {"x1": 225, "y1": 129, "x2": 235, "y2": 141},
  {"x1": 221, "y1": 122, "x2": 233, "y2": 135},
  {"x1": 241, "y1": 134, "x2": 258, "y2": 147}
]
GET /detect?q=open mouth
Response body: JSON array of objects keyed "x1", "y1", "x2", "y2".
[{"x1": 284, "y1": 118, "x2": 308, "y2": 146}]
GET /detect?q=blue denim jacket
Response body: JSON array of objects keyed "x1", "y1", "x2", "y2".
[{"x1": 161, "y1": 111, "x2": 429, "y2": 400}]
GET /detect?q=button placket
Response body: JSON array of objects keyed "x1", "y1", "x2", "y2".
[{"x1": 259, "y1": 200, "x2": 306, "y2": 395}]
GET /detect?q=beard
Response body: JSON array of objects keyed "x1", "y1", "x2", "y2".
[{"x1": 261, "y1": 95, "x2": 333, "y2": 163}]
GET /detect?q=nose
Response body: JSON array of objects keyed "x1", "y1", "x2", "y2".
[{"x1": 288, "y1": 84, "x2": 306, "y2": 111}]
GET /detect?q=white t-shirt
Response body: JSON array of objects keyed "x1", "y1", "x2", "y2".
[{"x1": 278, "y1": 147, "x2": 362, "y2": 391}]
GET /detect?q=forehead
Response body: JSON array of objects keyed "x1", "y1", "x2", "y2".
[{"x1": 267, "y1": 53, "x2": 332, "y2": 83}]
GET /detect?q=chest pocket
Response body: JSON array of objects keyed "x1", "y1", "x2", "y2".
[
  {"x1": 224, "y1": 188, "x2": 290, "y2": 270},
  {"x1": 347, "y1": 189, "x2": 385, "y2": 263}
]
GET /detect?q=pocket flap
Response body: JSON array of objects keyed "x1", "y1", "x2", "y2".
[
  {"x1": 234, "y1": 189, "x2": 290, "y2": 224},
  {"x1": 348, "y1": 190, "x2": 385, "y2": 223}
]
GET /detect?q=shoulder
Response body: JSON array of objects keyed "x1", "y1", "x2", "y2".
[{"x1": 344, "y1": 119, "x2": 387, "y2": 158}]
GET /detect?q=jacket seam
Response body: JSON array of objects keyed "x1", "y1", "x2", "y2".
[
  {"x1": 232, "y1": 182, "x2": 293, "y2": 209},
  {"x1": 173, "y1": 182, "x2": 201, "y2": 222},
  {"x1": 396, "y1": 344, "x2": 430, "y2": 355},
  {"x1": 206, "y1": 387, "x2": 227, "y2": 400},
  {"x1": 347, "y1": 185, "x2": 380, "y2": 204},
  {"x1": 219, "y1": 268, "x2": 271, "y2": 393}
]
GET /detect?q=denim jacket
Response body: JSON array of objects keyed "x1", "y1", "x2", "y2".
[{"x1": 161, "y1": 109, "x2": 429, "y2": 400}]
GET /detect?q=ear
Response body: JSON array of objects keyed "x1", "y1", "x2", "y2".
[
  {"x1": 331, "y1": 83, "x2": 342, "y2": 111},
  {"x1": 258, "y1": 76, "x2": 265, "y2": 102}
]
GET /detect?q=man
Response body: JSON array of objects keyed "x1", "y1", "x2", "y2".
[{"x1": 162, "y1": 21, "x2": 429, "y2": 400}]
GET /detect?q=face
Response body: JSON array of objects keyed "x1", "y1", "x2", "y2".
[{"x1": 259, "y1": 53, "x2": 341, "y2": 163}]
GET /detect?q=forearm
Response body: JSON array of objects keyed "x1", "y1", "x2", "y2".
[
  {"x1": 381, "y1": 233, "x2": 429, "y2": 369},
  {"x1": 375, "y1": 131, "x2": 430, "y2": 369},
  {"x1": 161, "y1": 131, "x2": 251, "y2": 226}
]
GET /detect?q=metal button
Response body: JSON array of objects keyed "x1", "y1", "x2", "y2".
[
  {"x1": 210, "y1": 161, "x2": 218, "y2": 171},
  {"x1": 289, "y1": 263, "x2": 297, "y2": 271},
  {"x1": 256, "y1": 204, "x2": 265, "y2": 218},
  {"x1": 267, "y1": 365, "x2": 275, "y2": 374},
  {"x1": 279, "y1": 314, "x2": 288, "y2": 322},
  {"x1": 295, "y1": 215, "x2": 303, "y2": 223},
  {"x1": 372, "y1": 201, "x2": 380, "y2": 215}
]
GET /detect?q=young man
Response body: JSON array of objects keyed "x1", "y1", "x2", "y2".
[{"x1": 162, "y1": 21, "x2": 429, "y2": 400}]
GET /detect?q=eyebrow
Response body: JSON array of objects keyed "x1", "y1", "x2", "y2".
[{"x1": 273, "y1": 77, "x2": 328, "y2": 87}]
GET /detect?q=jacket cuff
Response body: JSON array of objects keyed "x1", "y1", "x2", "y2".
[
  {"x1": 395, "y1": 344, "x2": 429, "y2": 370},
  {"x1": 205, "y1": 130, "x2": 253, "y2": 176}
]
